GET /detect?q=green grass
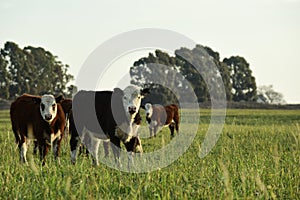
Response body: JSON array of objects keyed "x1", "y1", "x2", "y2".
[{"x1": 0, "y1": 109, "x2": 299, "y2": 199}]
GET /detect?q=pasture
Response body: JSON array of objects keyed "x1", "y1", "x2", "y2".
[{"x1": 0, "y1": 109, "x2": 299, "y2": 199}]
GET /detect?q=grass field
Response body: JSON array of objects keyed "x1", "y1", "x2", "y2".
[{"x1": 0, "y1": 109, "x2": 299, "y2": 199}]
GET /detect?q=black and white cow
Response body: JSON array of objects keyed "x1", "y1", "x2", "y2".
[
  {"x1": 10, "y1": 94, "x2": 66, "y2": 165},
  {"x1": 69, "y1": 85, "x2": 149, "y2": 166}
]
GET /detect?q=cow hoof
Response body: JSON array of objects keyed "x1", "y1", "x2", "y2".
[{"x1": 92, "y1": 161, "x2": 99, "y2": 167}]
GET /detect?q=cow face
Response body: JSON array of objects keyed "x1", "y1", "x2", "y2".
[
  {"x1": 39, "y1": 94, "x2": 63, "y2": 123},
  {"x1": 122, "y1": 86, "x2": 149, "y2": 119},
  {"x1": 145, "y1": 103, "x2": 153, "y2": 120}
]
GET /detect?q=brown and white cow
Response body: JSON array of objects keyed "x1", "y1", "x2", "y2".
[
  {"x1": 145, "y1": 103, "x2": 179, "y2": 137},
  {"x1": 60, "y1": 98, "x2": 72, "y2": 135},
  {"x1": 33, "y1": 98, "x2": 72, "y2": 155},
  {"x1": 10, "y1": 94, "x2": 66, "y2": 165},
  {"x1": 69, "y1": 85, "x2": 149, "y2": 166}
]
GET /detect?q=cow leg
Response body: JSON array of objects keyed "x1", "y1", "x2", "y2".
[
  {"x1": 70, "y1": 130, "x2": 80, "y2": 165},
  {"x1": 89, "y1": 135, "x2": 100, "y2": 166},
  {"x1": 70, "y1": 136, "x2": 79, "y2": 165},
  {"x1": 110, "y1": 136, "x2": 121, "y2": 166},
  {"x1": 149, "y1": 128, "x2": 153, "y2": 138},
  {"x1": 127, "y1": 151, "x2": 134, "y2": 171},
  {"x1": 103, "y1": 140, "x2": 110, "y2": 157},
  {"x1": 39, "y1": 141, "x2": 50, "y2": 166},
  {"x1": 19, "y1": 138, "x2": 28, "y2": 165},
  {"x1": 169, "y1": 123, "x2": 175, "y2": 137},
  {"x1": 174, "y1": 117, "x2": 179, "y2": 134},
  {"x1": 154, "y1": 126, "x2": 158, "y2": 137},
  {"x1": 52, "y1": 136, "x2": 63, "y2": 163},
  {"x1": 33, "y1": 141, "x2": 38, "y2": 155}
]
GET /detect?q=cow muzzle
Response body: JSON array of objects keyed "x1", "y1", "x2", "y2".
[
  {"x1": 44, "y1": 114, "x2": 52, "y2": 121},
  {"x1": 128, "y1": 106, "x2": 136, "y2": 115}
]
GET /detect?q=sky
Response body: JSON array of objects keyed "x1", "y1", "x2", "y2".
[{"x1": 0, "y1": 0, "x2": 299, "y2": 103}]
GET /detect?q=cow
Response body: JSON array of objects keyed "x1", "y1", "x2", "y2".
[
  {"x1": 145, "y1": 103, "x2": 179, "y2": 137},
  {"x1": 33, "y1": 98, "x2": 72, "y2": 155},
  {"x1": 69, "y1": 85, "x2": 149, "y2": 166},
  {"x1": 10, "y1": 94, "x2": 66, "y2": 165},
  {"x1": 60, "y1": 98, "x2": 72, "y2": 135}
]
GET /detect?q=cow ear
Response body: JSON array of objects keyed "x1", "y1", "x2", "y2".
[
  {"x1": 32, "y1": 97, "x2": 41, "y2": 104},
  {"x1": 55, "y1": 95, "x2": 64, "y2": 103},
  {"x1": 113, "y1": 88, "x2": 124, "y2": 96},
  {"x1": 141, "y1": 88, "x2": 150, "y2": 97}
]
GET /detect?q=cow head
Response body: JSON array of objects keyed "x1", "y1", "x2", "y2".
[
  {"x1": 144, "y1": 103, "x2": 167, "y2": 129},
  {"x1": 36, "y1": 94, "x2": 64, "y2": 123},
  {"x1": 145, "y1": 103, "x2": 153, "y2": 123},
  {"x1": 118, "y1": 85, "x2": 149, "y2": 120}
]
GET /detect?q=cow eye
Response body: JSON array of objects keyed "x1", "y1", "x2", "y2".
[
  {"x1": 52, "y1": 104, "x2": 56, "y2": 111},
  {"x1": 41, "y1": 103, "x2": 45, "y2": 111},
  {"x1": 123, "y1": 96, "x2": 127, "y2": 100}
]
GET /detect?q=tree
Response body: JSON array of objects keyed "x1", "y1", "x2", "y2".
[
  {"x1": 257, "y1": 85, "x2": 286, "y2": 104},
  {"x1": 0, "y1": 52, "x2": 9, "y2": 99},
  {"x1": 175, "y1": 45, "x2": 228, "y2": 103},
  {"x1": 1, "y1": 41, "x2": 32, "y2": 98},
  {"x1": 130, "y1": 50, "x2": 180, "y2": 105},
  {"x1": 130, "y1": 45, "x2": 257, "y2": 104},
  {"x1": 0, "y1": 41, "x2": 74, "y2": 99},
  {"x1": 204, "y1": 46, "x2": 232, "y2": 101},
  {"x1": 175, "y1": 46, "x2": 210, "y2": 102},
  {"x1": 223, "y1": 56, "x2": 257, "y2": 102}
]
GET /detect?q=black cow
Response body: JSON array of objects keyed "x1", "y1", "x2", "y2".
[{"x1": 69, "y1": 85, "x2": 149, "y2": 166}]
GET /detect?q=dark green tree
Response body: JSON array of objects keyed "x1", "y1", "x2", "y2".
[
  {"x1": 130, "y1": 50, "x2": 180, "y2": 105},
  {"x1": 0, "y1": 52, "x2": 9, "y2": 99},
  {"x1": 130, "y1": 45, "x2": 257, "y2": 103},
  {"x1": 0, "y1": 41, "x2": 74, "y2": 99},
  {"x1": 204, "y1": 46, "x2": 232, "y2": 101},
  {"x1": 175, "y1": 45, "x2": 225, "y2": 102},
  {"x1": 223, "y1": 56, "x2": 257, "y2": 101},
  {"x1": 2, "y1": 41, "x2": 32, "y2": 98}
]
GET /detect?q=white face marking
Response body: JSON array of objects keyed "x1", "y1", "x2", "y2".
[
  {"x1": 40, "y1": 94, "x2": 57, "y2": 123},
  {"x1": 145, "y1": 103, "x2": 153, "y2": 119},
  {"x1": 122, "y1": 85, "x2": 143, "y2": 120}
]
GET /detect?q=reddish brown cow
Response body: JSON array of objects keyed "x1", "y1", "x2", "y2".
[
  {"x1": 10, "y1": 94, "x2": 66, "y2": 165},
  {"x1": 60, "y1": 98, "x2": 72, "y2": 135},
  {"x1": 145, "y1": 103, "x2": 179, "y2": 137}
]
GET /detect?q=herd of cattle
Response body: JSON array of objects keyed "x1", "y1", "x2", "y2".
[{"x1": 9, "y1": 85, "x2": 180, "y2": 166}]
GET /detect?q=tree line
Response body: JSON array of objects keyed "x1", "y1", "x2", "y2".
[
  {"x1": 130, "y1": 44, "x2": 257, "y2": 104},
  {"x1": 1, "y1": 41, "x2": 283, "y2": 105},
  {"x1": 0, "y1": 41, "x2": 74, "y2": 99}
]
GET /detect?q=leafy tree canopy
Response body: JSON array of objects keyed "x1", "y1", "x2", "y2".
[
  {"x1": 130, "y1": 45, "x2": 258, "y2": 104},
  {"x1": 0, "y1": 41, "x2": 74, "y2": 99}
]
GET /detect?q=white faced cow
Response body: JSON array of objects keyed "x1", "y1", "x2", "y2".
[
  {"x1": 33, "y1": 98, "x2": 72, "y2": 155},
  {"x1": 69, "y1": 85, "x2": 149, "y2": 166},
  {"x1": 10, "y1": 94, "x2": 66, "y2": 165},
  {"x1": 145, "y1": 103, "x2": 179, "y2": 137}
]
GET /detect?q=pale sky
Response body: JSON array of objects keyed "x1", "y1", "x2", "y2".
[{"x1": 0, "y1": 0, "x2": 299, "y2": 103}]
